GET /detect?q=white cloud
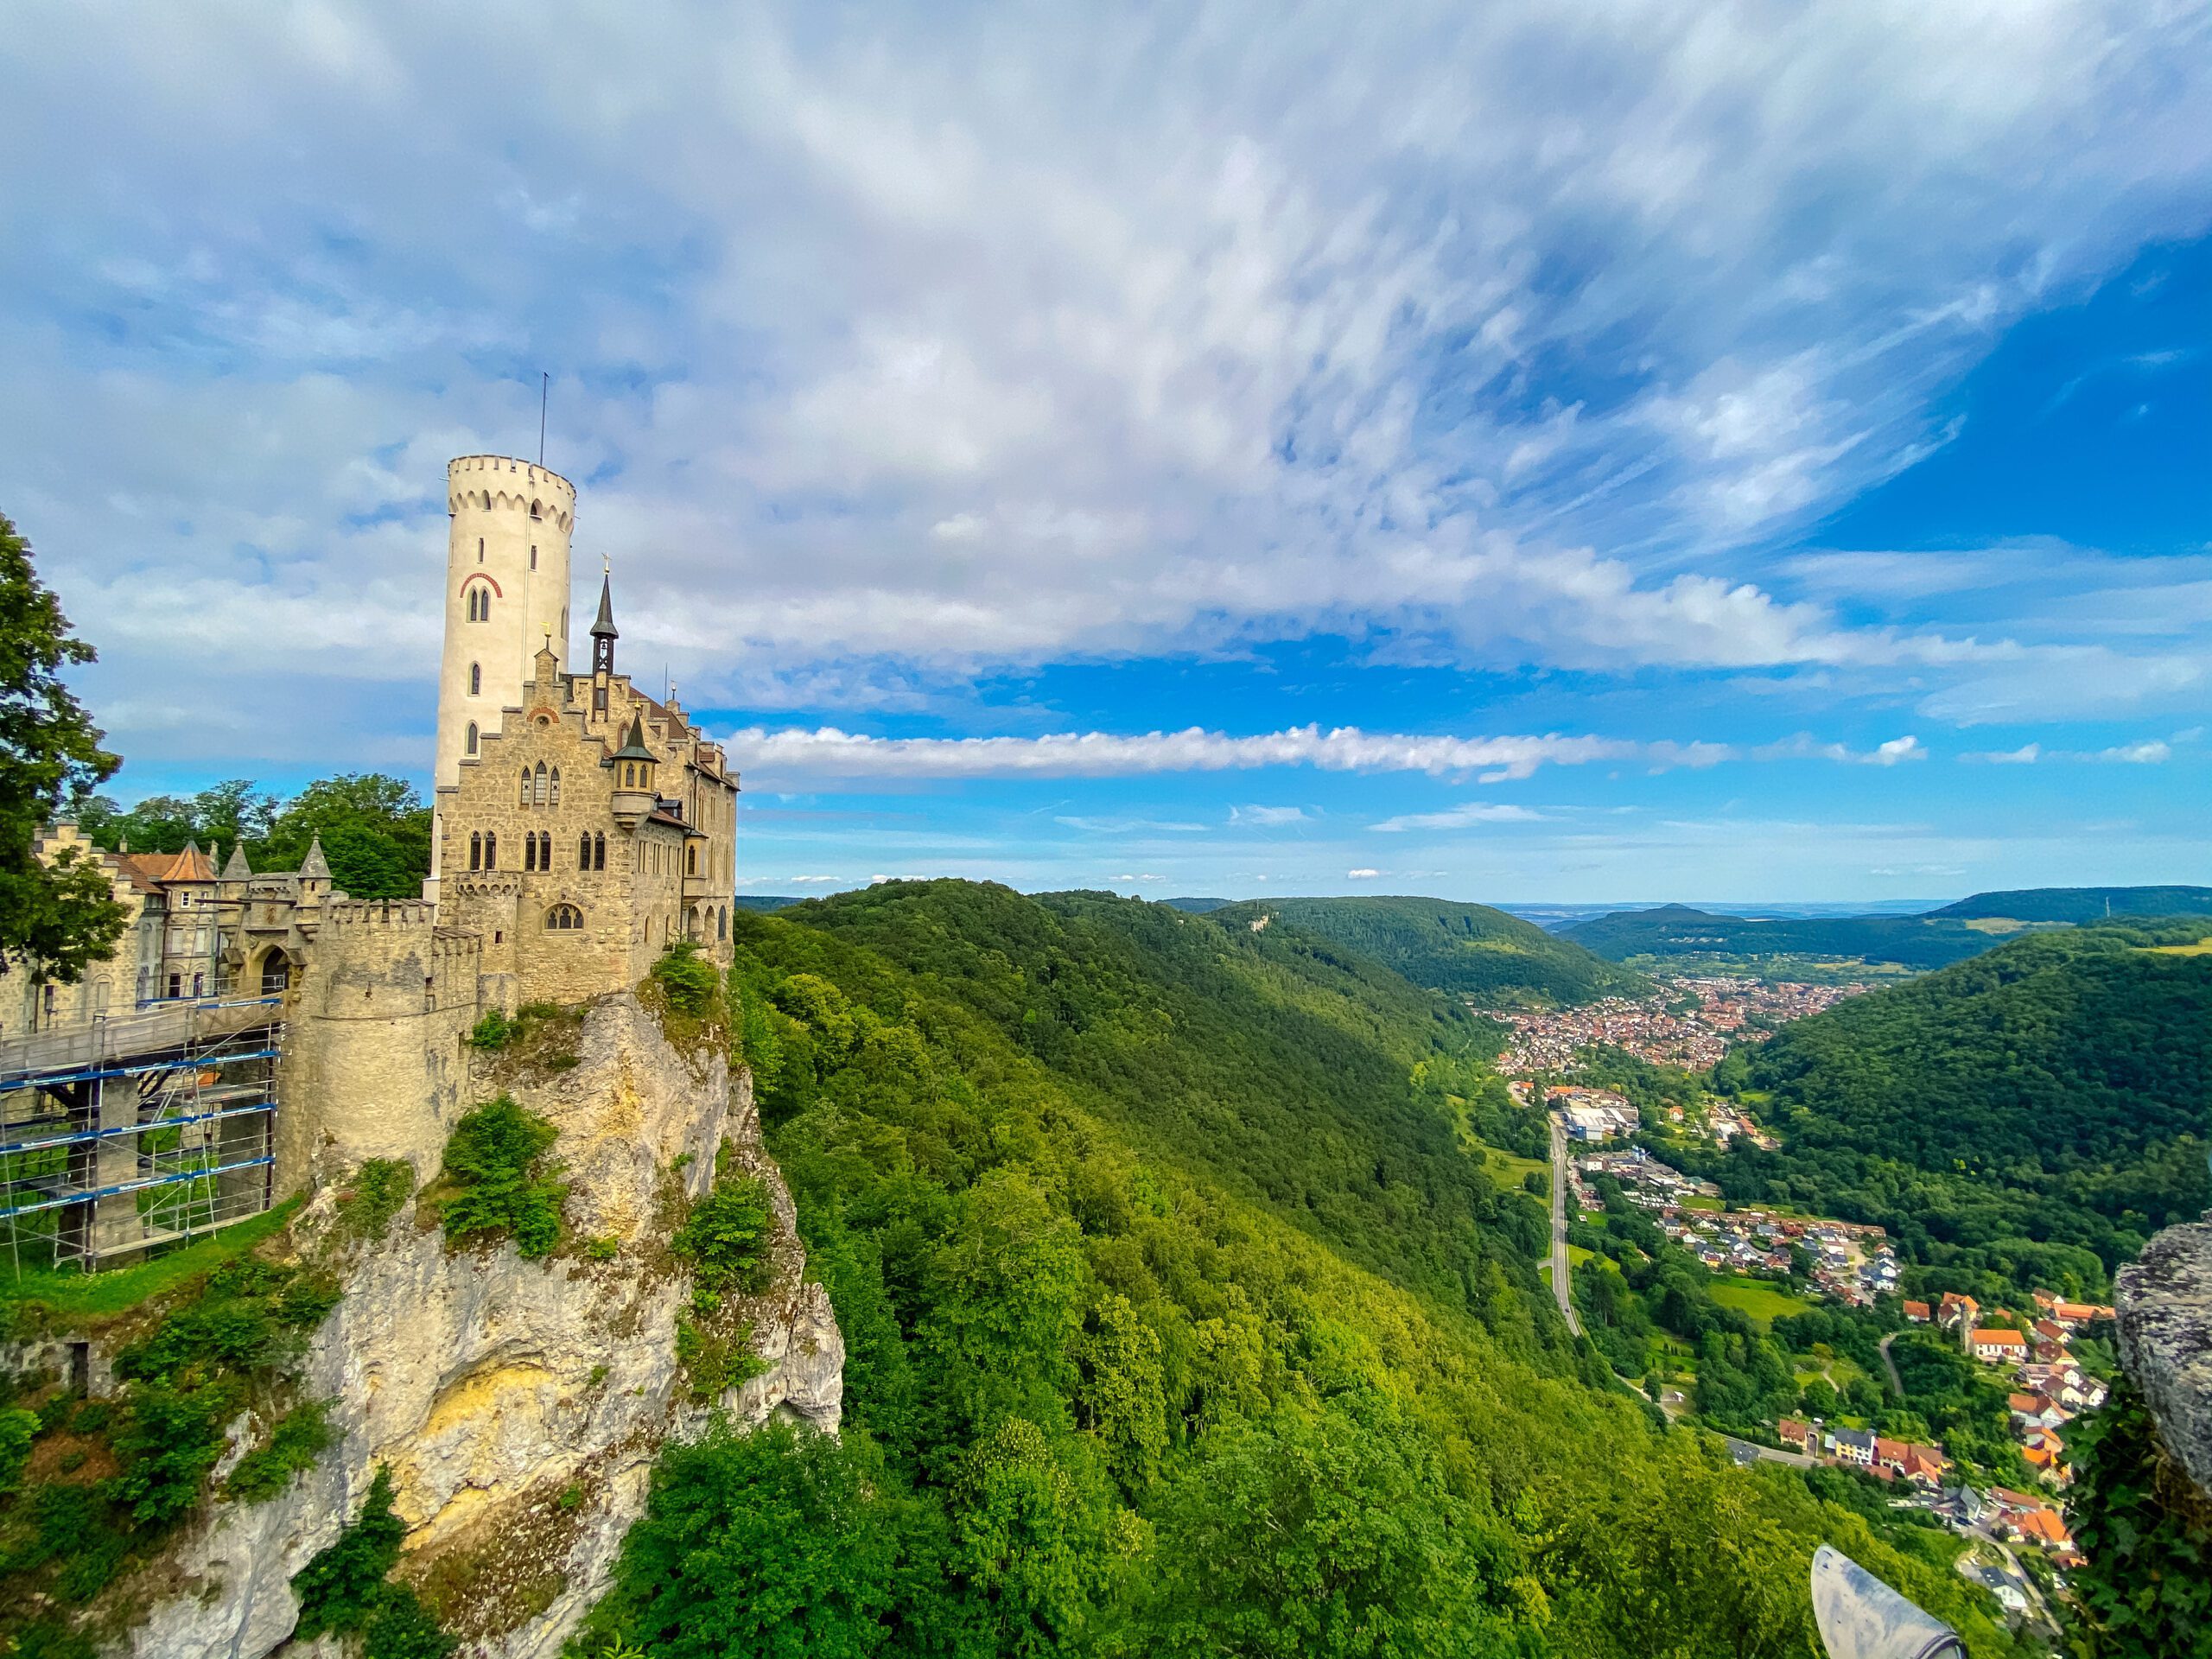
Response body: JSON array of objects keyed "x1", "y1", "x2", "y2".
[
  {"x1": 1748, "y1": 733, "x2": 1926, "y2": 766},
  {"x1": 1230, "y1": 804, "x2": 1312, "y2": 826},
  {"x1": 1966, "y1": 737, "x2": 2172, "y2": 764},
  {"x1": 1346, "y1": 868, "x2": 1381, "y2": 879},
  {"x1": 2072, "y1": 740, "x2": 2171, "y2": 763},
  {"x1": 723, "y1": 723, "x2": 1735, "y2": 783},
  {"x1": 1109, "y1": 873, "x2": 1166, "y2": 883},
  {"x1": 1370, "y1": 802, "x2": 1549, "y2": 832}
]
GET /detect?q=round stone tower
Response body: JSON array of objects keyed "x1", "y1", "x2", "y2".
[
  {"x1": 427, "y1": 455, "x2": 576, "y2": 898},
  {"x1": 433, "y1": 455, "x2": 576, "y2": 790}
]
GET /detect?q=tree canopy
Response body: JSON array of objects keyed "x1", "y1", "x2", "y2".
[{"x1": 0, "y1": 512, "x2": 125, "y2": 983}]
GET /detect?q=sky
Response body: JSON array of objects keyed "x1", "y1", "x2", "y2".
[{"x1": 2, "y1": 0, "x2": 2208, "y2": 905}]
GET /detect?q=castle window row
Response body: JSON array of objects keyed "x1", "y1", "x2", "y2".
[
  {"x1": 519, "y1": 762, "x2": 562, "y2": 806},
  {"x1": 464, "y1": 829, "x2": 613, "y2": 874}
]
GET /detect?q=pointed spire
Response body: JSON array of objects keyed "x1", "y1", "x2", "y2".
[
  {"x1": 591, "y1": 570, "x2": 619, "y2": 640},
  {"x1": 221, "y1": 842, "x2": 252, "y2": 880},
  {"x1": 299, "y1": 834, "x2": 331, "y2": 880},
  {"x1": 612, "y1": 714, "x2": 655, "y2": 762}
]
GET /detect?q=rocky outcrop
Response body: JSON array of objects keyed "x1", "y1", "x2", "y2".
[
  {"x1": 2115, "y1": 1218, "x2": 2212, "y2": 1499},
  {"x1": 128, "y1": 992, "x2": 842, "y2": 1659}
]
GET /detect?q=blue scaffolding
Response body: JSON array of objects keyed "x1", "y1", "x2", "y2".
[{"x1": 0, "y1": 994, "x2": 284, "y2": 1273}]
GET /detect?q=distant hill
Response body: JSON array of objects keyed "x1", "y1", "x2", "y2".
[
  {"x1": 1675, "y1": 921, "x2": 2212, "y2": 1295},
  {"x1": 1162, "y1": 895, "x2": 1235, "y2": 912},
  {"x1": 1567, "y1": 885, "x2": 2212, "y2": 973},
  {"x1": 1563, "y1": 904, "x2": 1998, "y2": 971},
  {"x1": 1927, "y1": 885, "x2": 2212, "y2": 923},
  {"x1": 733, "y1": 895, "x2": 806, "y2": 912},
  {"x1": 1208, "y1": 894, "x2": 1650, "y2": 1006}
]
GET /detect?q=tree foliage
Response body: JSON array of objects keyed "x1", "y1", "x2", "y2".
[
  {"x1": 72, "y1": 772, "x2": 432, "y2": 899},
  {"x1": 437, "y1": 1096, "x2": 566, "y2": 1258},
  {"x1": 0, "y1": 512, "x2": 125, "y2": 982},
  {"x1": 2063, "y1": 1377, "x2": 2212, "y2": 1658},
  {"x1": 1212, "y1": 894, "x2": 1649, "y2": 1007},
  {"x1": 582, "y1": 882, "x2": 2034, "y2": 1658}
]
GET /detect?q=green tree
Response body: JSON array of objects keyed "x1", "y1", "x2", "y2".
[
  {"x1": 257, "y1": 773, "x2": 429, "y2": 899},
  {"x1": 579, "y1": 1421, "x2": 910, "y2": 1659},
  {"x1": 1131, "y1": 1391, "x2": 1529, "y2": 1658},
  {"x1": 0, "y1": 512, "x2": 126, "y2": 982}
]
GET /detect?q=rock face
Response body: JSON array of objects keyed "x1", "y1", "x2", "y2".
[
  {"x1": 2115, "y1": 1219, "x2": 2212, "y2": 1499},
  {"x1": 129, "y1": 993, "x2": 842, "y2": 1659}
]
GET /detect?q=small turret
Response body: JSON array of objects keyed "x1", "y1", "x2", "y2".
[
  {"x1": 298, "y1": 834, "x2": 332, "y2": 903},
  {"x1": 221, "y1": 842, "x2": 252, "y2": 882},
  {"x1": 610, "y1": 715, "x2": 658, "y2": 828},
  {"x1": 589, "y1": 568, "x2": 618, "y2": 719}
]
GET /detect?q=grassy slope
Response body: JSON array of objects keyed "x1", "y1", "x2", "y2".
[
  {"x1": 1209, "y1": 893, "x2": 1651, "y2": 1006},
  {"x1": 730, "y1": 882, "x2": 2026, "y2": 1656}
]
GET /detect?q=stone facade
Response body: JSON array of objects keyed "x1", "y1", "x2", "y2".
[{"x1": 435, "y1": 632, "x2": 739, "y2": 1012}]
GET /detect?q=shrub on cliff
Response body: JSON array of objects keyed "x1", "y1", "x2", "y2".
[
  {"x1": 293, "y1": 1465, "x2": 456, "y2": 1658},
  {"x1": 671, "y1": 1175, "x2": 775, "y2": 1308},
  {"x1": 437, "y1": 1096, "x2": 566, "y2": 1259}
]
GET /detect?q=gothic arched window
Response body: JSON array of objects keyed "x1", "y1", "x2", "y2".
[
  {"x1": 546, "y1": 904, "x2": 582, "y2": 931},
  {"x1": 519, "y1": 767, "x2": 532, "y2": 806},
  {"x1": 593, "y1": 831, "x2": 607, "y2": 870},
  {"x1": 686, "y1": 843, "x2": 697, "y2": 874},
  {"x1": 469, "y1": 832, "x2": 482, "y2": 872},
  {"x1": 483, "y1": 832, "x2": 497, "y2": 868},
  {"x1": 533, "y1": 761, "x2": 549, "y2": 805},
  {"x1": 468, "y1": 662, "x2": 481, "y2": 695},
  {"x1": 550, "y1": 767, "x2": 561, "y2": 805},
  {"x1": 580, "y1": 831, "x2": 593, "y2": 869}
]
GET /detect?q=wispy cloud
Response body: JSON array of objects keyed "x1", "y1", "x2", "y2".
[
  {"x1": 1749, "y1": 734, "x2": 1926, "y2": 766},
  {"x1": 1370, "y1": 803, "x2": 1550, "y2": 833},
  {"x1": 1230, "y1": 804, "x2": 1312, "y2": 826}
]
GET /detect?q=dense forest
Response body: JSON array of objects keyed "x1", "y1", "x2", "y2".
[
  {"x1": 1563, "y1": 904, "x2": 2012, "y2": 972},
  {"x1": 1667, "y1": 925, "x2": 2212, "y2": 1298},
  {"x1": 1564, "y1": 887, "x2": 2212, "y2": 974},
  {"x1": 1209, "y1": 894, "x2": 1650, "y2": 1007},
  {"x1": 572, "y1": 881, "x2": 2032, "y2": 1657},
  {"x1": 1928, "y1": 887, "x2": 2212, "y2": 924}
]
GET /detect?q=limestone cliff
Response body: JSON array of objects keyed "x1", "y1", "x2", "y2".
[{"x1": 130, "y1": 992, "x2": 842, "y2": 1659}]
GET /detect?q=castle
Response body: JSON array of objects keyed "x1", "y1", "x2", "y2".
[{"x1": 3, "y1": 456, "x2": 741, "y2": 1262}]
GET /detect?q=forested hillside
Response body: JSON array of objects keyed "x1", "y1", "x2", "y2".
[
  {"x1": 1926, "y1": 886, "x2": 2212, "y2": 923},
  {"x1": 576, "y1": 880, "x2": 2029, "y2": 1657},
  {"x1": 1564, "y1": 904, "x2": 2001, "y2": 971},
  {"x1": 1211, "y1": 894, "x2": 1649, "y2": 1006},
  {"x1": 1675, "y1": 925, "x2": 2212, "y2": 1298}
]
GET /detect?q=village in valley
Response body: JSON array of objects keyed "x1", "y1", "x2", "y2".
[
  {"x1": 1495, "y1": 975, "x2": 2113, "y2": 1605},
  {"x1": 1490, "y1": 973, "x2": 1870, "y2": 1074}
]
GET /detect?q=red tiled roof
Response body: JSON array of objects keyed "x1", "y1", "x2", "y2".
[{"x1": 1971, "y1": 1327, "x2": 2028, "y2": 1349}]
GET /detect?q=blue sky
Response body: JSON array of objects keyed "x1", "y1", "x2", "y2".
[{"x1": 2, "y1": 1, "x2": 2207, "y2": 902}]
